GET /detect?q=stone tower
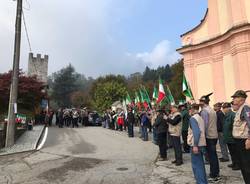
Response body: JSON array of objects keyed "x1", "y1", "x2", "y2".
[{"x1": 28, "y1": 53, "x2": 49, "y2": 84}]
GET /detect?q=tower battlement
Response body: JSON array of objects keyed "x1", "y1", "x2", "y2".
[{"x1": 28, "y1": 52, "x2": 49, "y2": 84}]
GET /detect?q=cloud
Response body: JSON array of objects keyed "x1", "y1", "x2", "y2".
[
  {"x1": 0, "y1": 0, "x2": 180, "y2": 78},
  {"x1": 136, "y1": 40, "x2": 180, "y2": 68}
]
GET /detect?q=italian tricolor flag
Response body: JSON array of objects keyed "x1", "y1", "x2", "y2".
[{"x1": 157, "y1": 78, "x2": 165, "y2": 103}]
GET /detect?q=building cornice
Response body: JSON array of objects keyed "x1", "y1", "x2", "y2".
[{"x1": 177, "y1": 23, "x2": 250, "y2": 54}]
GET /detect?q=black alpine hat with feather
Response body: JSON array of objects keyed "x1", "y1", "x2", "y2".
[{"x1": 199, "y1": 92, "x2": 213, "y2": 104}]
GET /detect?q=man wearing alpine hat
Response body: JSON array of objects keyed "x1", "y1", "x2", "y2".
[
  {"x1": 231, "y1": 90, "x2": 250, "y2": 184},
  {"x1": 199, "y1": 93, "x2": 220, "y2": 182}
]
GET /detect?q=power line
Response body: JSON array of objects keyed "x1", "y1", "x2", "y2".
[
  {"x1": 22, "y1": 2, "x2": 44, "y2": 82},
  {"x1": 22, "y1": 6, "x2": 39, "y2": 78},
  {"x1": 22, "y1": 9, "x2": 32, "y2": 53}
]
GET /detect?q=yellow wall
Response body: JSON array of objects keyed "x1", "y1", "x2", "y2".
[
  {"x1": 196, "y1": 63, "x2": 214, "y2": 104},
  {"x1": 193, "y1": 21, "x2": 208, "y2": 44},
  {"x1": 223, "y1": 55, "x2": 236, "y2": 102},
  {"x1": 217, "y1": 0, "x2": 230, "y2": 34},
  {"x1": 245, "y1": 0, "x2": 250, "y2": 23}
]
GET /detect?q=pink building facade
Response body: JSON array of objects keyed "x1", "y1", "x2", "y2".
[{"x1": 177, "y1": 0, "x2": 250, "y2": 104}]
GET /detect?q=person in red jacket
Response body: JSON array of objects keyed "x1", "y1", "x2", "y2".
[{"x1": 117, "y1": 112, "x2": 124, "y2": 131}]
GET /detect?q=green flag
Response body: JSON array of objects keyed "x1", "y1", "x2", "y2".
[
  {"x1": 166, "y1": 85, "x2": 175, "y2": 105},
  {"x1": 143, "y1": 86, "x2": 150, "y2": 104},
  {"x1": 125, "y1": 92, "x2": 132, "y2": 105},
  {"x1": 182, "y1": 74, "x2": 194, "y2": 99},
  {"x1": 135, "y1": 91, "x2": 140, "y2": 104},
  {"x1": 139, "y1": 88, "x2": 149, "y2": 109},
  {"x1": 152, "y1": 86, "x2": 158, "y2": 100}
]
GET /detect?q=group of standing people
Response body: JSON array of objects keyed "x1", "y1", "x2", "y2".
[
  {"x1": 187, "y1": 90, "x2": 250, "y2": 184},
  {"x1": 102, "y1": 109, "x2": 136, "y2": 137},
  {"x1": 56, "y1": 108, "x2": 88, "y2": 128},
  {"x1": 104, "y1": 89, "x2": 250, "y2": 184},
  {"x1": 153, "y1": 90, "x2": 250, "y2": 184}
]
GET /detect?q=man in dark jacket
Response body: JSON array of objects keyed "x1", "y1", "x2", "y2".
[
  {"x1": 222, "y1": 102, "x2": 240, "y2": 170},
  {"x1": 154, "y1": 109, "x2": 168, "y2": 161},
  {"x1": 179, "y1": 103, "x2": 190, "y2": 153},
  {"x1": 127, "y1": 108, "x2": 135, "y2": 137},
  {"x1": 214, "y1": 103, "x2": 229, "y2": 162}
]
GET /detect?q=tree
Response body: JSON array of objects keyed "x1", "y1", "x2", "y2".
[
  {"x1": 0, "y1": 71, "x2": 45, "y2": 115},
  {"x1": 70, "y1": 91, "x2": 92, "y2": 108},
  {"x1": 50, "y1": 64, "x2": 82, "y2": 107},
  {"x1": 127, "y1": 72, "x2": 143, "y2": 95},
  {"x1": 168, "y1": 59, "x2": 185, "y2": 102},
  {"x1": 90, "y1": 75, "x2": 127, "y2": 112}
]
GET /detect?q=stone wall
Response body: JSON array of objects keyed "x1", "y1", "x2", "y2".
[{"x1": 28, "y1": 53, "x2": 49, "y2": 84}]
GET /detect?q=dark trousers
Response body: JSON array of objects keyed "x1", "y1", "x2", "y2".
[
  {"x1": 124, "y1": 121, "x2": 127, "y2": 131},
  {"x1": 182, "y1": 131, "x2": 190, "y2": 153},
  {"x1": 227, "y1": 143, "x2": 240, "y2": 167},
  {"x1": 158, "y1": 132, "x2": 167, "y2": 159},
  {"x1": 56, "y1": 117, "x2": 59, "y2": 126},
  {"x1": 83, "y1": 117, "x2": 88, "y2": 126},
  {"x1": 65, "y1": 117, "x2": 71, "y2": 127},
  {"x1": 58, "y1": 118, "x2": 63, "y2": 128},
  {"x1": 206, "y1": 138, "x2": 220, "y2": 178},
  {"x1": 72, "y1": 118, "x2": 78, "y2": 128},
  {"x1": 141, "y1": 126, "x2": 148, "y2": 141},
  {"x1": 148, "y1": 123, "x2": 152, "y2": 133},
  {"x1": 128, "y1": 123, "x2": 134, "y2": 137},
  {"x1": 152, "y1": 127, "x2": 158, "y2": 144},
  {"x1": 235, "y1": 139, "x2": 250, "y2": 184},
  {"x1": 171, "y1": 136, "x2": 183, "y2": 163},
  {"x1": 168, "y1": 132, "x2": 173, "y2": 148},
  {"x1": 119, "y1": 124, "x2": 123, "y2": 131},
  {"x1": 110, "y1": 120, "x2": 115, "y2": 130}
]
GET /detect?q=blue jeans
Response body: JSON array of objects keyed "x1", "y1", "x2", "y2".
[
  {"x1": 191, "y1": 147, "x2": 208, "y2": 184},
  {"x1": 206, "y1": 138, "x2": 220, "y2": 178},
  {"x1": 141, "y1": 126, "x2": 148, "y2": 141}
]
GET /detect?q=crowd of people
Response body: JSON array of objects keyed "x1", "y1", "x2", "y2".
[
  {"x1": 33, "y1": 89, "x2": 250, "y2": 184},
  {"x1": 102, "y1": 90, "x2": 250, "y2": 184},
  {"x1": 55, "y1": 107, "x2": 91, "y2": 128},
  {"x1": 34, "y1": 107, "x2": 91, "y2": 128}
]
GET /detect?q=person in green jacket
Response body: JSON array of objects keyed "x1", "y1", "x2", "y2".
[
  {"x1": 222, "y1": 102, "x2": 240, "y2": 170},
  {"x1": 179, "y1": 102, "x2": 191, "y2": 153}
]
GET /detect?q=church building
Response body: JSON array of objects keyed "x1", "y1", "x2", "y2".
[{"x1": 177, "y1": 0, "x2": 250, "y2": 104}]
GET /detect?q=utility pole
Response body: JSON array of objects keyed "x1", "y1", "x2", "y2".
[{"x1": 5, "y1": 0, "x2": 23, "y2": 147}]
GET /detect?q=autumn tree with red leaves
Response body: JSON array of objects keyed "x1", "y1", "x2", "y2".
[{"x1": 0, "y1": 71, "x2": 46, "y2": 114}]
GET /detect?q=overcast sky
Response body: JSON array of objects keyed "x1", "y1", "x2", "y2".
[{"x1": 0, "y1": 0, "x2": 207, "y2": 78}]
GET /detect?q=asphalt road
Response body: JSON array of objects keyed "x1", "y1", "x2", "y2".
[{"x1": 0, "y1": 127, "x2": 158, "y2": 184}]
